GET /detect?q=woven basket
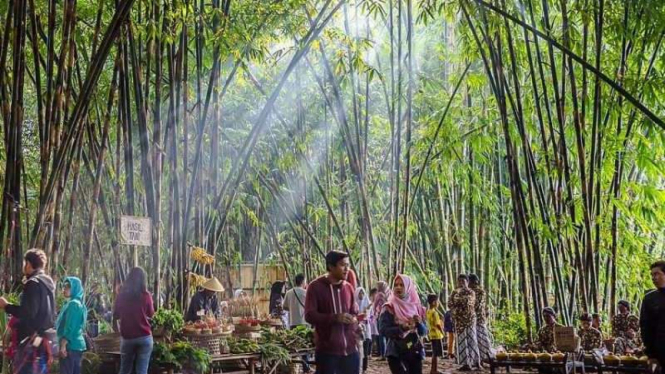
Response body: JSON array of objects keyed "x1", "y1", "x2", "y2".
[
  {"x1": 184, "y1": 333, "x2": 223, "y2": 356},
  {"x1": 93, "y1": 332, "x2": 121, "y2": 353}
]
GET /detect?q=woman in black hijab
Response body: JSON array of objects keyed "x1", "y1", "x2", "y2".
[{"x1": 269, "y1": 281, "x2": 287, "y2": 317}]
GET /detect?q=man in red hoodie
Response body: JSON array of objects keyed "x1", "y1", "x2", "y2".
[{"x1": 305, "y1": 250, "x2": 360, "y2": 374}]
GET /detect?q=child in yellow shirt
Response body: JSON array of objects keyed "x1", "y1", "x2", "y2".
[{"x1": 427, "y1": 294, "x2": 445, "y2": 374}]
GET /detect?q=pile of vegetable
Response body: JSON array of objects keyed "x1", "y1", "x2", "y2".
[
  {"x1": 259, "y1": 325, "x2": 314, "y2": 351},
  {"x1": 151, "y1": 341, "x2": 211, "y2": 373},
  {"x1": 228, "y1": 337, "x2": 260, "y2": 354},
  {"x1": 151, "y1": 308, "x2": 185, "y2": 335}
]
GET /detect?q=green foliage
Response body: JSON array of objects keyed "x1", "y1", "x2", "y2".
[
  {"x1": 491, "y1": 308, "x2": 529, "y2": 349},
  {"x1": 81, "y1": 352, "x2": 102, "y2": 374},
  {"x1": 151, "y1": 308, "x2": 185, "y2": 333},
  {"x1": 170, "y1": 341, "x2": 211, "y2": 373},
  {"x1": 151, "y1": 342, "x2": 182, "y2": 371}
]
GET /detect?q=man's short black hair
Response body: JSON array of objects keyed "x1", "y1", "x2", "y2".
[
  {"x1": 369, "y1": 288, "x2": 378, "y2": 296},
  {"x1": 325, "y1": 250, "x2": 349, "y2": 271},
  {"x1": 427, "y1": 293, "x2": 439, "y2": 305},
  {"x1": 24, "y1": 249, "x2": 47, "y2": 270},
  {"x1": 592, "y1": 313, "x2": 600, "y2": 319},
  {"x1": 651, "y1": 260, "x2": 665, "y2": 274},
  {"x1": 295, "y1": 274, "x2": 305, "y2": 286},
  {"x1": 580, "y1": 313, "x2": 591, "y2": 322},
  {"x1": 468, "y1": 273, "x2": 479, "y2": 284},
  {"x1": 457, "y1": 274, "x2": 468, "y2": 281}
]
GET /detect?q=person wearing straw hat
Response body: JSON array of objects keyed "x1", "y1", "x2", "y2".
[{"x1": 185, "y1": 277, "x2": 224, "y2": 322}]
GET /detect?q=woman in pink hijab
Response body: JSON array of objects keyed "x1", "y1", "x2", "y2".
[{"x1": 379, "y1": 274, "x2": 427, "y2": 374}]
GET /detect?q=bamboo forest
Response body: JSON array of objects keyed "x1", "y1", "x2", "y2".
[{"x1": 1, "y1": 0, "x2": 665, "y2": 373}]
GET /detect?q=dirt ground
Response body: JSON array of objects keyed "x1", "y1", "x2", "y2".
[{"x1": 364, "y1": 355, "x2": 488, "y2": 374}]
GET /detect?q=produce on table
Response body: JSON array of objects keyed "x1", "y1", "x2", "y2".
[
  {"x1": 258, "y1": 342, "x2": 290, "y2": 366},
  {"x1": 183, "y1": 316, "x2": 232, "y2": 335},
  {"x1": 621, "y1": 356, "x2": 638, "y2": 366},
  {"x1": 604, "y1": 354, "x2": 620, "y2": 365},
  {"x1": 552, "y1": 352, "x2": 565, "y2": 362},
  {"x1": 258, "y1": 325, "x2": 314, "y2": 352},
  {"x1": 537, "y1": 352, "x2": 552, "y2": 362},
  {"x1": 238, "y1": 318, "x2": 261, "y2": 327},
  {"x1": 228, "y1": 337, "x2": 260, "y2": 354}
]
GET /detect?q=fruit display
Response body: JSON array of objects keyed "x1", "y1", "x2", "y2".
[
  {"x1": 234, "y1": 318, "x2": 263, "y2": 333},
  {"x1": 552, "y1": 352, "x2": 565, "y2": 362},
  {"x1": 620, "y1": 355, "x2": 638, "y2": 366},
  {"x1": 524, "y1": 352, "x2": 537, "y2": 362},
  {"x1": 604, "y1": 354, "x2": 620, "y2": 365},
  {"x1": 538, "y1": 352, "x2": 552, "y2": 362},
  {"x1": 183, "y1": 317, "x2": 232, "y2": 335},
  {"x1": 261, "y1": 317, "x2": 284, "y2": 327}
]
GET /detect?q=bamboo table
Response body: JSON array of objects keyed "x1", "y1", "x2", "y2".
[
  {"x1": 594, "y1": 363, "x2": 653, "y2": 374},
  {"x1": 490, "y1": 353, "x2": 585, "y2": 374}
]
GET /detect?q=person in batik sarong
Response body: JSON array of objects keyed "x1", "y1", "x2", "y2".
[
  {"x1": 448, "y1": 274, "x2": 480, "y2": 371},
  {"x1": 578, "y1": 313, "x2": 604, "y2": 351},
  {"x1": 469, "y1": 274, "x2": 493, "y2": 363},
  {"x1": 536, "y1": 307, "x2": 562, "y2": 352}
]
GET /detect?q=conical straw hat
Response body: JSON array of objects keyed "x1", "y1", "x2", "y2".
[{"x1": 202, "y1": 277, "x2": 225, "y2": 292}]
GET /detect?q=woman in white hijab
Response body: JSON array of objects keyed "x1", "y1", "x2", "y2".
[{"x1": 355, "y1": 287, "x2": 373, "y2": 373}]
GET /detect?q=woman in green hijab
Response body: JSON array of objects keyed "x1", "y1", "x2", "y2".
[{"x1": 56, "y1": 277, "x2": 88, "y2": 374}]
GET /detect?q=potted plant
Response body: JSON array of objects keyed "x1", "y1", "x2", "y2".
[{"x1": 151, "y1": 309, "x2": 184, "y2": 341}]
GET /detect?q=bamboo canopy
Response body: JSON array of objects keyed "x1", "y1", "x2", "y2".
[{"x1": 0, "y1": 0, "x2": 664, "y2": 345}]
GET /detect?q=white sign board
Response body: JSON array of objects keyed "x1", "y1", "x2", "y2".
[{"x1": 120, "y1": 216, "x2": 152, "y2": 247}]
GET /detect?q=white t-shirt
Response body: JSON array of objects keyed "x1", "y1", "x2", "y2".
[{"x1": 283, "y1": 287, "x2": 308, "y2": 327}]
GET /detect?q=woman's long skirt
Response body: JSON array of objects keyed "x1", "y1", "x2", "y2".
[{"x1": 456, "y1": 325, "x2": 481, "y2": 368}]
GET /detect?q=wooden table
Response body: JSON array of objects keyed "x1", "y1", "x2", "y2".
[
  {"x1": 103, "y1": 349, "x2": 313, "y2": 374},
  {"x1": 595, "y1": 363, "x2": 652, "y2": 374},
  {"x1": 490, "y1": 354, "x2": 585, "y2": 374},
  {"x1": 209, "y1": 353, "x2": 260, "y2": 374}
]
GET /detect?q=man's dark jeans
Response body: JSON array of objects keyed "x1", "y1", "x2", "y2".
[{"x1": 315, "y1": 351, "x2": 360, "y2": 374}]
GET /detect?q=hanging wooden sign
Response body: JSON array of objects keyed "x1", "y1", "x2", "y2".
[{"x1": 120, "y1": 216, "x2": 152, "y2": 247}]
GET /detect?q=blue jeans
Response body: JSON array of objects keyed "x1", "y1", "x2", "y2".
[
  {"x1": 377, "y1": 335, "x2": 386, "y2": 357},
  {"x1": 315, "y1": 351, "x2": 360, "y2": 374},
  {"x1": 120, "y1": 335, "x2": 153, "y2": 374},
  {"x1": 60, "y1": 350, "x2": 84, "y2": 374}
]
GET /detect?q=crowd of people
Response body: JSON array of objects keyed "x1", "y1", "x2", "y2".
[
  {"x1": 530, "y1": 261, "x2": 665, "y2": 368},
  {"x1": 0, "y1": 247, "x2": 663, "y2": 374},
  {"x1": 0, "y1": 249, "x2": 159, "y2": 374},
  {"x1": 298, "y1": 250, "x2": 495, "y2": 374}
]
